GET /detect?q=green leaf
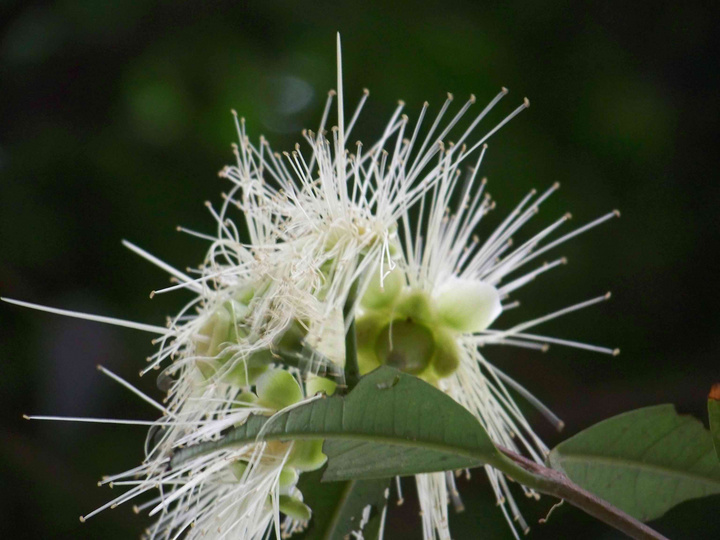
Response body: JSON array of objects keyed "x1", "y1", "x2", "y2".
[
  {"x1": 548, "y1": 404, "x2": 720, "y2": 521},
  {"x1": 296, "y1": 469, "x2": 389, "y2": 540},
  {"x1": 708, "y1": 385, "x2": 720, "y2": 463},
  {"x1": 171, "y1": 366, "x2": 501, "y2": 480}
]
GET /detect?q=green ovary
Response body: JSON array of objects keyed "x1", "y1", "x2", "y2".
[
  {"x1": 357, "y1": 278, "x2": 499, "y2": 382},
  {"x1": 374, "y1": 319, "x2": 436, "y2": 375}
]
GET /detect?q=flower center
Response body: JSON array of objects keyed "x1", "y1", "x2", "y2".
[{"x1": 375, "y1": 319, "x2": 435, "y2": 375}]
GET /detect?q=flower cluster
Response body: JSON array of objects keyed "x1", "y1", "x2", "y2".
[{"x1": 11, "y1": 36, "x2": 617, "y2": 540}]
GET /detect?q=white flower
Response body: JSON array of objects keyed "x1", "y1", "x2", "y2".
[
  {"x1": 6, "y1": 35, "x2": 619, "y2": 540},
  {"x1": 355, "y1": 151, "x2": 619, "y2": 538}
]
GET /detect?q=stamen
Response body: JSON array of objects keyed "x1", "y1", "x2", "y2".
[{"x1": 2, "y1": 298, "x2": 169, "y2": 334}]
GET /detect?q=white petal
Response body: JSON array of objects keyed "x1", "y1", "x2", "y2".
[{"x1": 435, "y1": 278, "x2": 502, "y2": 333}]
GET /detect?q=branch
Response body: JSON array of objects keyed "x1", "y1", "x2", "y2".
[
  {"x1": 495, "y1": 446, "x2": 668, "y2": 540},
  {"x1": 343, "y1": 290, "x2": 360, "y2": 392}
]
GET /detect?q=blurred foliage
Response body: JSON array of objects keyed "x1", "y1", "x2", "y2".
[{"x1": 1, "y1": 1, "x2": 718, "y2": 538}]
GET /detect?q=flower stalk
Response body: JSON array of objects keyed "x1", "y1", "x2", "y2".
[
  {"x1": 495, "y1": 447, "x2": 668, "y2": 540},
  {"x1": 343, "y1": 286, "x2": 361, "y2": 393}
]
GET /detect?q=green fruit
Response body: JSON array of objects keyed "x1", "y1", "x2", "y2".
[{"x1": 256, "y1": 370, "x2": 303, "y2": 411}]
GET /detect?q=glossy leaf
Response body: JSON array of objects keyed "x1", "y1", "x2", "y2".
[{"x1": 548, "y1": 404, "x2": 720, "y2": 521}]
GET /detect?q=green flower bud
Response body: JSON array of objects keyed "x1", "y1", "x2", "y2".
[
  {"x1": 256, "y1": 369, "x2": 303, "y2": 411},
  {"x1": 306, "y1": 375, "x2": 337, "y2": 396},
  {"x1": 375, "y1": 319, "x2": 435, "y2": 375},
  {"x1": 288, "y1": 439, "x2": 327, "y2": 472},
  {"x1": 360, "y1": 265, "x2": 405, "y2": 310},
  {"x1": 278, "y1": 495, "x2": 311, "y2": 521},
  {"x1": 435, "y1": 278, "x2": 502, "y2": 333}
]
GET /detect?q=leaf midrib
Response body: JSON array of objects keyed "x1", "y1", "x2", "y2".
[
  {"x1": 556, "y1": 453, "x2": 720, "y2": 489},
  {"x1": 225, "y1": 429, "x2": 492, "y2": 464}
]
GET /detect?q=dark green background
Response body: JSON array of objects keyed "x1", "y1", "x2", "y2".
[{"x1": 1, "y1": 1, "x2": 718, "y2": 538}]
